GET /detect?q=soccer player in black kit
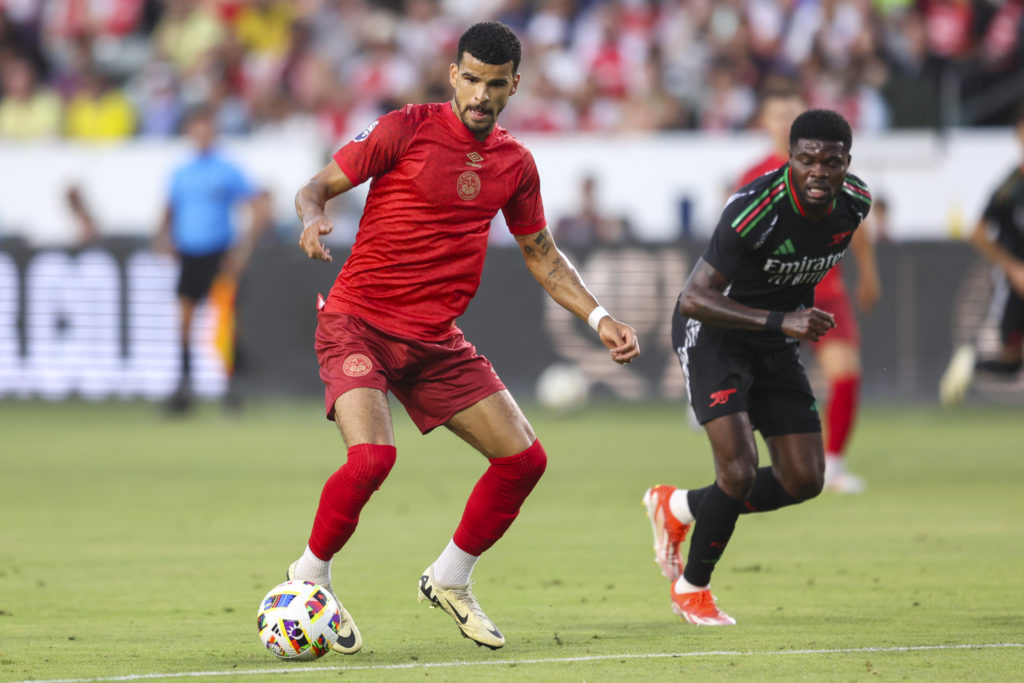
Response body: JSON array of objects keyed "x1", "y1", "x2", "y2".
[
  {"x1": 643, "y1": 109, "x2": 871, "y2": 625},
  {"x1": 940, "y1": 103, "x2": 1024, "y2": 406}
]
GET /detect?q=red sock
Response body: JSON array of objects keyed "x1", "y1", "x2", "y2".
[
  {"x1": 825, "y1": 375, "x2": 860, "y2": 456},
  {"x1": 308, "y1": 443, "x2": 397, "y2": 560},
  {"x1": 452, "y1": 440, "x2": 547, "y2": 555}
]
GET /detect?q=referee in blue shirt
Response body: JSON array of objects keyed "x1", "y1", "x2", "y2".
[{"x1": 155, "y1": 104, "x2": 269, "y2": 413}]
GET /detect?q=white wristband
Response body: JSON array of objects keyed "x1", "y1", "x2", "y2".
[{"x1": 587, "y1": 305, "x2": 609, "y2": 331}]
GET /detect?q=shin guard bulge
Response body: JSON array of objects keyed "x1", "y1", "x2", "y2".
[
  {"x1": 308, "y1": 443, "x2": 397, "y2": 560},
  {"x1": 452, "y1": 440, "x2": 548, "y2": 556}
]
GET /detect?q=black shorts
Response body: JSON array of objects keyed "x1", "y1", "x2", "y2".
[
  {"x1": 177, "y1": 251, "x2": 226, "y2": 301},
  {"x1": 672, "y1": 309, "x2": 820, "y2": 437}
]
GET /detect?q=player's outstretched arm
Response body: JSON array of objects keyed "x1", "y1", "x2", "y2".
[
  {"x1": 295, "y1": 160, "x2": 355, "y2": 263},
  {"x1": 515, "y1": 227, "x2": 639, "y2": 364},
  {"x1": 679, "y1": 258, "x2": 835, "y2": 342}
]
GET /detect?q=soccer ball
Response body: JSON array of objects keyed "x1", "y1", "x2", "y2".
[
  {"x1": 535, "y1": 362, "x2": 589, "y2": 412},
  {"x1": 256, "y1": 580, "x2": 341, "y2": 660}
]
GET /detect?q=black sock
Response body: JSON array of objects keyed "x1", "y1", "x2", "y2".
[
  {"x1": 688, "y1": 466, "x2": 800, "y2": 516},
  {"x1": 744, "y1": 467, "x2": 799, "y2": 512},
  {"x1": 682, "y1": 483, "x2": 744, "y2": 587},
  {"x1": 180, "y1": 342, "x2": 192, "y2": 389}
]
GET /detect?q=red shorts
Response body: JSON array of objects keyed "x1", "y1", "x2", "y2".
[
  {"x1": 314, "y1": 312, "x2": 506, "y2": 433},
  {"x1": 813, "y1": 266, "x2": 860, "y2": 347}
]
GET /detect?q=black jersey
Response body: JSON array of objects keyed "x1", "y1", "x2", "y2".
[
  {"x1": 982, "y1": 166, "x2": 1024, "y2": 259},
  {"x1": 693, "y1": 163, "x2": 871, "y2": 348}
]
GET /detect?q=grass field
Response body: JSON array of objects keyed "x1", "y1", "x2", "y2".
[{"x1": 1, "y1": 398, "x2": 1022, "y2": 682}]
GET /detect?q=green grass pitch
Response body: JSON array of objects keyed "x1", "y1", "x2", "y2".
[{"x1": 1, "y1": 398, "x2": 1022, "y2": 681}]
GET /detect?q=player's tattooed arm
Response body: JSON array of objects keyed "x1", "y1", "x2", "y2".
[
  {"x1": 679, "y1": 258, "x2": 835, "y2": 341},
  {"x1": 516, "y1": 227, "x2": 640, "y2": 363}
]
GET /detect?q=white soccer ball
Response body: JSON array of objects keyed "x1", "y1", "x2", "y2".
[
  {"x1": 256, "y1": 580, "x2": 341, "y2": 660},
  {"x1": 535, "y1": 362, "x2": 589, "y2": 412}
]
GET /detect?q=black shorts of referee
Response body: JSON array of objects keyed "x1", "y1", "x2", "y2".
[{"x1": 177, "y1": 250, "x2": 227, "y2": 302}]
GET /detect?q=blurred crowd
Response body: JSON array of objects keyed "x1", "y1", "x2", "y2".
[{"x1": 0, "y1": 0, "x2": 1022, "y2": 145}]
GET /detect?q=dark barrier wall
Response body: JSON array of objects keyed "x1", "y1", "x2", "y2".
[{"x1": 1, "y1": 239, "x2": 1020, "y2": 403}]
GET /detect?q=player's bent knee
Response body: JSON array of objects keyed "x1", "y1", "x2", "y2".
[
  {"x1": 494, "y1": 439, "x2": 547, "y2": 486},
  {"x1": 346, "y1": 443, "x2": 397, "y2": 491}
]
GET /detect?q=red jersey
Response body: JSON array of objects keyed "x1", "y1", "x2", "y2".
[
  {"x1": 736, "y1": 152, "x2": 845, "y2": 290},
  {"x1": 326, "y1": 102, "x2": 547, "y2": 340},
  {"x1": 736, "y1": 152, "x2": 787, "y2": 190}
]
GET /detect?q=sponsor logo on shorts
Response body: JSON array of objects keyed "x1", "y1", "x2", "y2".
[
  {"x1": 457, "y1": 171, "x2": 481, "y2": 200},
  {"x1": 343, "y1": 353, "x2": 373, "y2": 377},
  {"x1": 708, "y1": 388, "x2": 737, "y2": 407}
]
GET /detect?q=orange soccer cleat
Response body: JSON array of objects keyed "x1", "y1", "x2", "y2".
[
  {"x1": 670, "y1": 586, "x2": 736, "y2": 626},
  {"x1": 642, "y1": 485, "x2": 692, "y2": 582}
]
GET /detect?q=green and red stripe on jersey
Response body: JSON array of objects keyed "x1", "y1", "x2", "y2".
[
  {"x1": 731, "y1": 176, "x2": 787, "y2": 236},
  {"x1": 842, "y1": 176, "x2": 872, "y2": 206}
]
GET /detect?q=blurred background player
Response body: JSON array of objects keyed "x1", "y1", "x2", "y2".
[
  {"x1": 289, "y1": 21, "x2": 639, "y2": 654},
  {"x1": 940, "y1": 103, "x2": 1024, "y2": 405},
  {"x1": 733, "y1": 82, "x2": 881, "y2": 493},
  {"x1": 646, "y1": 109, "x2": 871, "y2": 626},
  {"x1": 154, "y1": 103, "x2": 270, "y2": 414}
]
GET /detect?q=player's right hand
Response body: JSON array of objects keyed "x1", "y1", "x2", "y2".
[
  {"x1": 782, "y1": 307, "x2": 835, "y2": 342},
  {"x1": 299, "y1": 216, "x2": 333, "y2": 262}
]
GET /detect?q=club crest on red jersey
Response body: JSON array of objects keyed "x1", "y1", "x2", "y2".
[
  {"x1": 457, "y1": 171, "x2": 481, "y2": 200},
  {"x1": 343, "y1": 353, "x2": 373, "y2": 377}
]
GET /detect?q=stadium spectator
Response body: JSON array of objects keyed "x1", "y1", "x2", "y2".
[
  {"x1": 940, "y1": 103, "x2": 1024, "y2": 405},
  {"x1": 645, "y1": 109, "x2": 871, "y2": 625},
  {"x1": 2, "y1": 0, "x2": 1022, "y2": 140},
  {"x1": 64, "y1": 67, "x2": 137, "y2": 139},
  {"x1": 154, "y1": 103, "x2": 270, "y2": 414},
  {"x1": 0, "y1": 53, "x2": 62, "y2": 138},
  {"x1": 287, "y1": 21, "x2": 639, "y2": 654},
  {"x1": 734, "y1": 82, "x2": 880, "y2": 493}
]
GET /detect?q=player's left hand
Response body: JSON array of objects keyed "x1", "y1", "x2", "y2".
[{"x1": 598, "y1": 319, "x2": 640, "y2": 364}]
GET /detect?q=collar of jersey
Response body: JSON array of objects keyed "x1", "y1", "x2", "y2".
[
  {"x1": 443, "y1": 101, "x2": 496, "y2": 145},
  {"x1": 784, "y1": 164, "x2": 836, "y2": 218}
]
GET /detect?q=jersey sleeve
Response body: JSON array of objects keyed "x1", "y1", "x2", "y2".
[
  {"x1": 701, "y1": 191, "x2": 757, "y2": 281},
  {"x1": 332, "y1": 107, "x2": 416, "y2": 186},
  {"x1": 501, "y1": 148, "x2": 547, "y2": 235}
]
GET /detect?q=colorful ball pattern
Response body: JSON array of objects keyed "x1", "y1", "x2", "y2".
[{"x1": 256, "y1": 579, "x2": 341, "y2": 660}]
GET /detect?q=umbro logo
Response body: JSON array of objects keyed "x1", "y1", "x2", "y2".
[
  {"x1": 466, "y1": 152, "x2": 484, "y2": 167},
  {"x1": 773, "y1": 239, "x2": 795, "y2": 255}
]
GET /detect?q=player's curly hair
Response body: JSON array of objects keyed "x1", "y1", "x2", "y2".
[
  {"x1": 789, "y1": 109, "x2": 853, "y2": 151},
  {"x1": 457, "y1": 21, "x2": 522, "y2": 74}
]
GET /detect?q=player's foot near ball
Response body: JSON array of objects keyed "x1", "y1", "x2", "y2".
[
  {"x1": 670, "y1": 585, "x2": 736, "y2": 626},
  {"x1": 417, "y1": 564, "x2": 505, "y2": 650},
  {"x1": 287, "y1": 561, "x2": 362, "y2": 654},
  {"x1": 643, "y1": 485, "x2": 692, "y2": 581}
]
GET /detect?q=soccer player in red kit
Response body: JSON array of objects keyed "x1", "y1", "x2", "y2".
[
  {"x1": 732, "y1": 85, "x2": 881, "y2": 493},
  {"x1": 288, "y1": 22, "x2": 640, "y2": 654}
]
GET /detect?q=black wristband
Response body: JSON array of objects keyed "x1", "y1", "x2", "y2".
[{"x1": 765, "y1": 311, "x2": 785, "y2": 332}]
